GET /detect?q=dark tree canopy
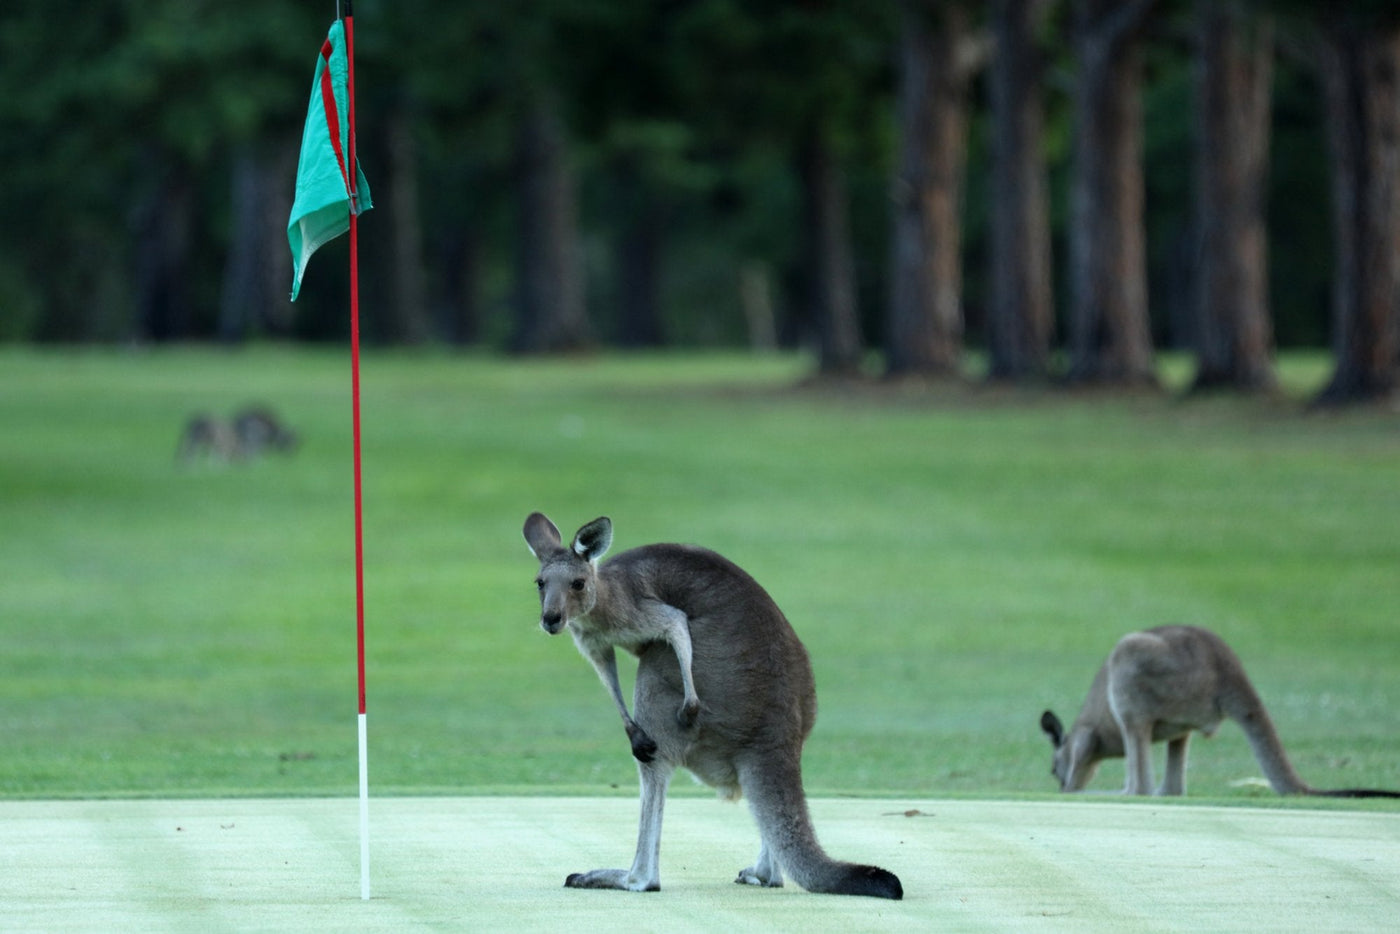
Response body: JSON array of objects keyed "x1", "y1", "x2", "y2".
[{"x1": 0, "y1": 0, "x2": 1393, "y2": 401}]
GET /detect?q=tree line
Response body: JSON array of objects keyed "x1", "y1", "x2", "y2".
[{"x1": 1, "y1": 0, "x2": 1397, "y2": 403}]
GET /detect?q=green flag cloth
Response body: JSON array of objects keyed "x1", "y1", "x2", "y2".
[{"x1": 287, "y1": 21, "x2": 372, "y2": 301}]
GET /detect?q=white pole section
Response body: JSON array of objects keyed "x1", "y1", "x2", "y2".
[{"x1": 359, "y1": 711, "x2": 370, "y2": 900}]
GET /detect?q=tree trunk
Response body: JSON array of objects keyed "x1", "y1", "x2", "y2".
[
  {"x1": 436, "y1": 225, "x2": 480, "y2": 346},
  {"x1": 613, "y1": 157, "x2": 665, "y2": 348},
  {"x1": 219, "y1": 144, "x2": 296, "y2": 342},
  {"x1": 987, "y1": 0, "x2": 1055, "y2": 382},
  {"x1": 800, "y1": 126, "x2": 862, "y2": 376},
  {"x1": 219, "y1": 148, "x2": 265, "y2": 343},
  {"x1": 387, "y1": 105, "x2": 429, "y2": 344},
  {"x1": 511, "y1": 93, "x2": 589, "y2": 354},
  {"x1": 887, "y1": 0, "x2": 972, "y2": 378},
  {"x1": 1067, "y1": 0, "x2": 1158, "y2": 385},
  {"x1": 134, "y1": 148, "x2": 194, "y2": 342},
  {"x1": 1315, "y1": 19, "x2": 1400, "y2": 405},
  {"x1": 738, "y1": 261, "x2": 777, "y2": 351},
  {"x1": 1190, "y1": 1, "x2": 1275, "y2": 393}
]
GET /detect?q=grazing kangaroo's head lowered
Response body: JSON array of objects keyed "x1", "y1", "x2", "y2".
[
  {"x1": 1041, "y1": 625, "x2": 1400, "y2": 798},
  {"x1": 520, "y1": 512, "x2": 903, "y2": 899},
  {"x1": 523, "y1": 513, "x2": 611, "y2": 635},
  {"x1": 1040, "y1": 709, "x2": 1100, "y2": 793}
]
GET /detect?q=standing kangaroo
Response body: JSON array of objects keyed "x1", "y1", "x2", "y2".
[
  {"x1": 523, "y1": 512, "x2": 903, "y2": 899},
  {"x1": 1040, "y1": 625, "x2": 1400, "y2": 798}
]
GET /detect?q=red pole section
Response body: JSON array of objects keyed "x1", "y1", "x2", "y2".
[{"x1": 344, "y1": 6, "x2": 366, "y2": 718}]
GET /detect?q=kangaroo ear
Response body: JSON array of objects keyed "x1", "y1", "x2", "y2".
[
  {"x1": 1040, "y1": 710, "x2": 1065, "y2": 747},
  {"x1": 572, "y1": 516, "x2": 613, "y2": 561},
  {"x1": 523, "y1": 512, "x2": 562, "y2": 559}
]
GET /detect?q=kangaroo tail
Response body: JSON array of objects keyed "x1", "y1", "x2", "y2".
[
  {"x1": 741, "y1": 758, "x2": 903, "y2": 900},
  {"x1": 1229, "y1": 694, "x2": 1398, "y2": 798},
  {"x1": 1228, "y1": 695, "x2": 1313, "y2": 795}
]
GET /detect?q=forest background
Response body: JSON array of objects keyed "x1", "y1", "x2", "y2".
[{"x1": 2, "y1": 0, "x2": 1399, "y2": 405}]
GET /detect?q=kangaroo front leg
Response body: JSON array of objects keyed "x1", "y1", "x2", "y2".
[
  {"x1": 649, "y1": 603, "x2": 700, "y2": 728},
  {"x1": 583, "y1": 644, "x2": 657, "y2": 762},
  {"x1": 566, "y1": 760, "x2": 674, "y2": 892},
  {"x1": 1158, "y1": 735, "x2": 1190, "y2": 796}
]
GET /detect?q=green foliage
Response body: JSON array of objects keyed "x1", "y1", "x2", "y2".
[
  {"x1": 0, "y1": 0, "x2": 1365, "y2": 353},
  {"x1": 2, "y1": 349, "x2": 1397, "y2": 799}
]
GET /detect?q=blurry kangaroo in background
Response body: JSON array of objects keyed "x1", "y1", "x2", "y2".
[
  {"x1": 523, "y1": 513, "x2": 903, "y2": 899},
  {"x1": 176, "y1": 406, "x2": 298, "y2": 465},
  {"x1": 1041, "y1": 625, "x2": 1400, "y2": 798},
  {"x1": 175, "y1": 414, "x2": 239, "y2": 464},
  {"x1": 232, "y1": 405, "x2": 299, "y2": 457}
]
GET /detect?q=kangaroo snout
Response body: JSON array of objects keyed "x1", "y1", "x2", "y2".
[{"x1": 541, "y1": 611, "x2": 566, "y2": 634}]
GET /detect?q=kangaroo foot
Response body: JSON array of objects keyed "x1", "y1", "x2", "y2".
[
  {"x1": 565, "y1": 869, "x2": 660, "y2": 892},
  {"x1": 735, "y1": 867, "x2": 783, "y2": 888}
]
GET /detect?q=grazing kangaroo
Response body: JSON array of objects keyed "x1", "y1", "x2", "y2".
[
  {"x1": 1040, "y1": 625, "x2": 1400, "y2": 798},
  {"x1": 176, "y1": 406, "x2": 298, "y2": 465},
  {"x1": 175, "y1": 414, "x2": 239, "y2": 464},
  {"x1": 232, "y1": 405, "x2": 299, "y2": 458},
  {"x1": 523, "y1": 513, "x2": 903, "y2": 899}
]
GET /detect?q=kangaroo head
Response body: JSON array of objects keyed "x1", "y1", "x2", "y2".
[
  {"x1": 1040, "y1": 709, "x2": 1099, "y2": 792},
  {"x1": 523, "y1": 512, "x2": 613, "y2": 635}
]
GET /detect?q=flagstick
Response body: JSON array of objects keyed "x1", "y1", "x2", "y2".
[{"x1": 342, "y1": 0, "x2": 371, "y2": 903}]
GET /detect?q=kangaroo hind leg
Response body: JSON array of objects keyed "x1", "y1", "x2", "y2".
[
  {"x1": 736, "y1": 838, "x2": 784, "y2": 888},
  {"x1": 732, "y1": 755, "x2": 811, "y2": 889},
  {"x1": 1107, "y1": 663, "x2": 1157, "y2": 796},
  {"x1": 1119, "y1": 724, "x2": 1155, "y2": 795},
  {"x1": 1158, "y1": 735, "x2": 1190, "y2": 796},
  {"x1": 565, "y1": 759, "x2": 674, "y2": 892}
]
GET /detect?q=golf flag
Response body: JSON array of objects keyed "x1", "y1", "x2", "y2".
[
  {"x1": 286, "y1": 10, "x2": 373, "y2": 902},
  {"x1": 287, "y1": 20, "x2": 372, "y2": 301}
]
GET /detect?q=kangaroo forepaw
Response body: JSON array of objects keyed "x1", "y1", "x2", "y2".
[
  {"x1": 626, "y1": 724, "x2": 657, "y2": 762},
  {"x1": 676, "y1": 697, "x2": 700, "y2": 729}
]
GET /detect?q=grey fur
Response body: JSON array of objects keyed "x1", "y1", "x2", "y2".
[
  {"x1": 1041, "y1": 625, "x2": 1399, "y2": 798},
  {"x1": 175, "y1": 414, "x2": 239, "y2": 464},
  {"x1": 175, "y1": 405, "x2": 298, "y2": 465},
  {"x1": 523, "y1": 513, "x2": 903, "y2": 898},
  {"x1": 231, "y1": 405, "x2": 299, "y2": 457}
]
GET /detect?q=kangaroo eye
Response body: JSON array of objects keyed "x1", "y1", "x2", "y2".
[
  {"x1": 534, "y1": 578, "x2": 544, "y2": 590},
  {"x1": 570, "y1": 579, "x2": 586, "y2": 592}
]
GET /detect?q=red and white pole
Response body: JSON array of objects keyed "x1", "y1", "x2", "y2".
[{"x1": 341, "y1": 0, "x2": 370, "y2": 903}]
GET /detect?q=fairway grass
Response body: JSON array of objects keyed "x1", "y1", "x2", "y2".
[
  {"x1": 1, "y1": 348, "x2": 1398, "y2": 800},
  {"x1": 5, "y1": 795, "x2": 1399, "y2": 932}
]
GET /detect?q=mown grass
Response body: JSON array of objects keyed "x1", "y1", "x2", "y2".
[{"x1": 1, "y1": 346, "x2": 1397, "y2": 803}]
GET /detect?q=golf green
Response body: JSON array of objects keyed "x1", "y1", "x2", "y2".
[{"x1": 6, "y1": 796, "x2": 1397, "y2": 931}]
